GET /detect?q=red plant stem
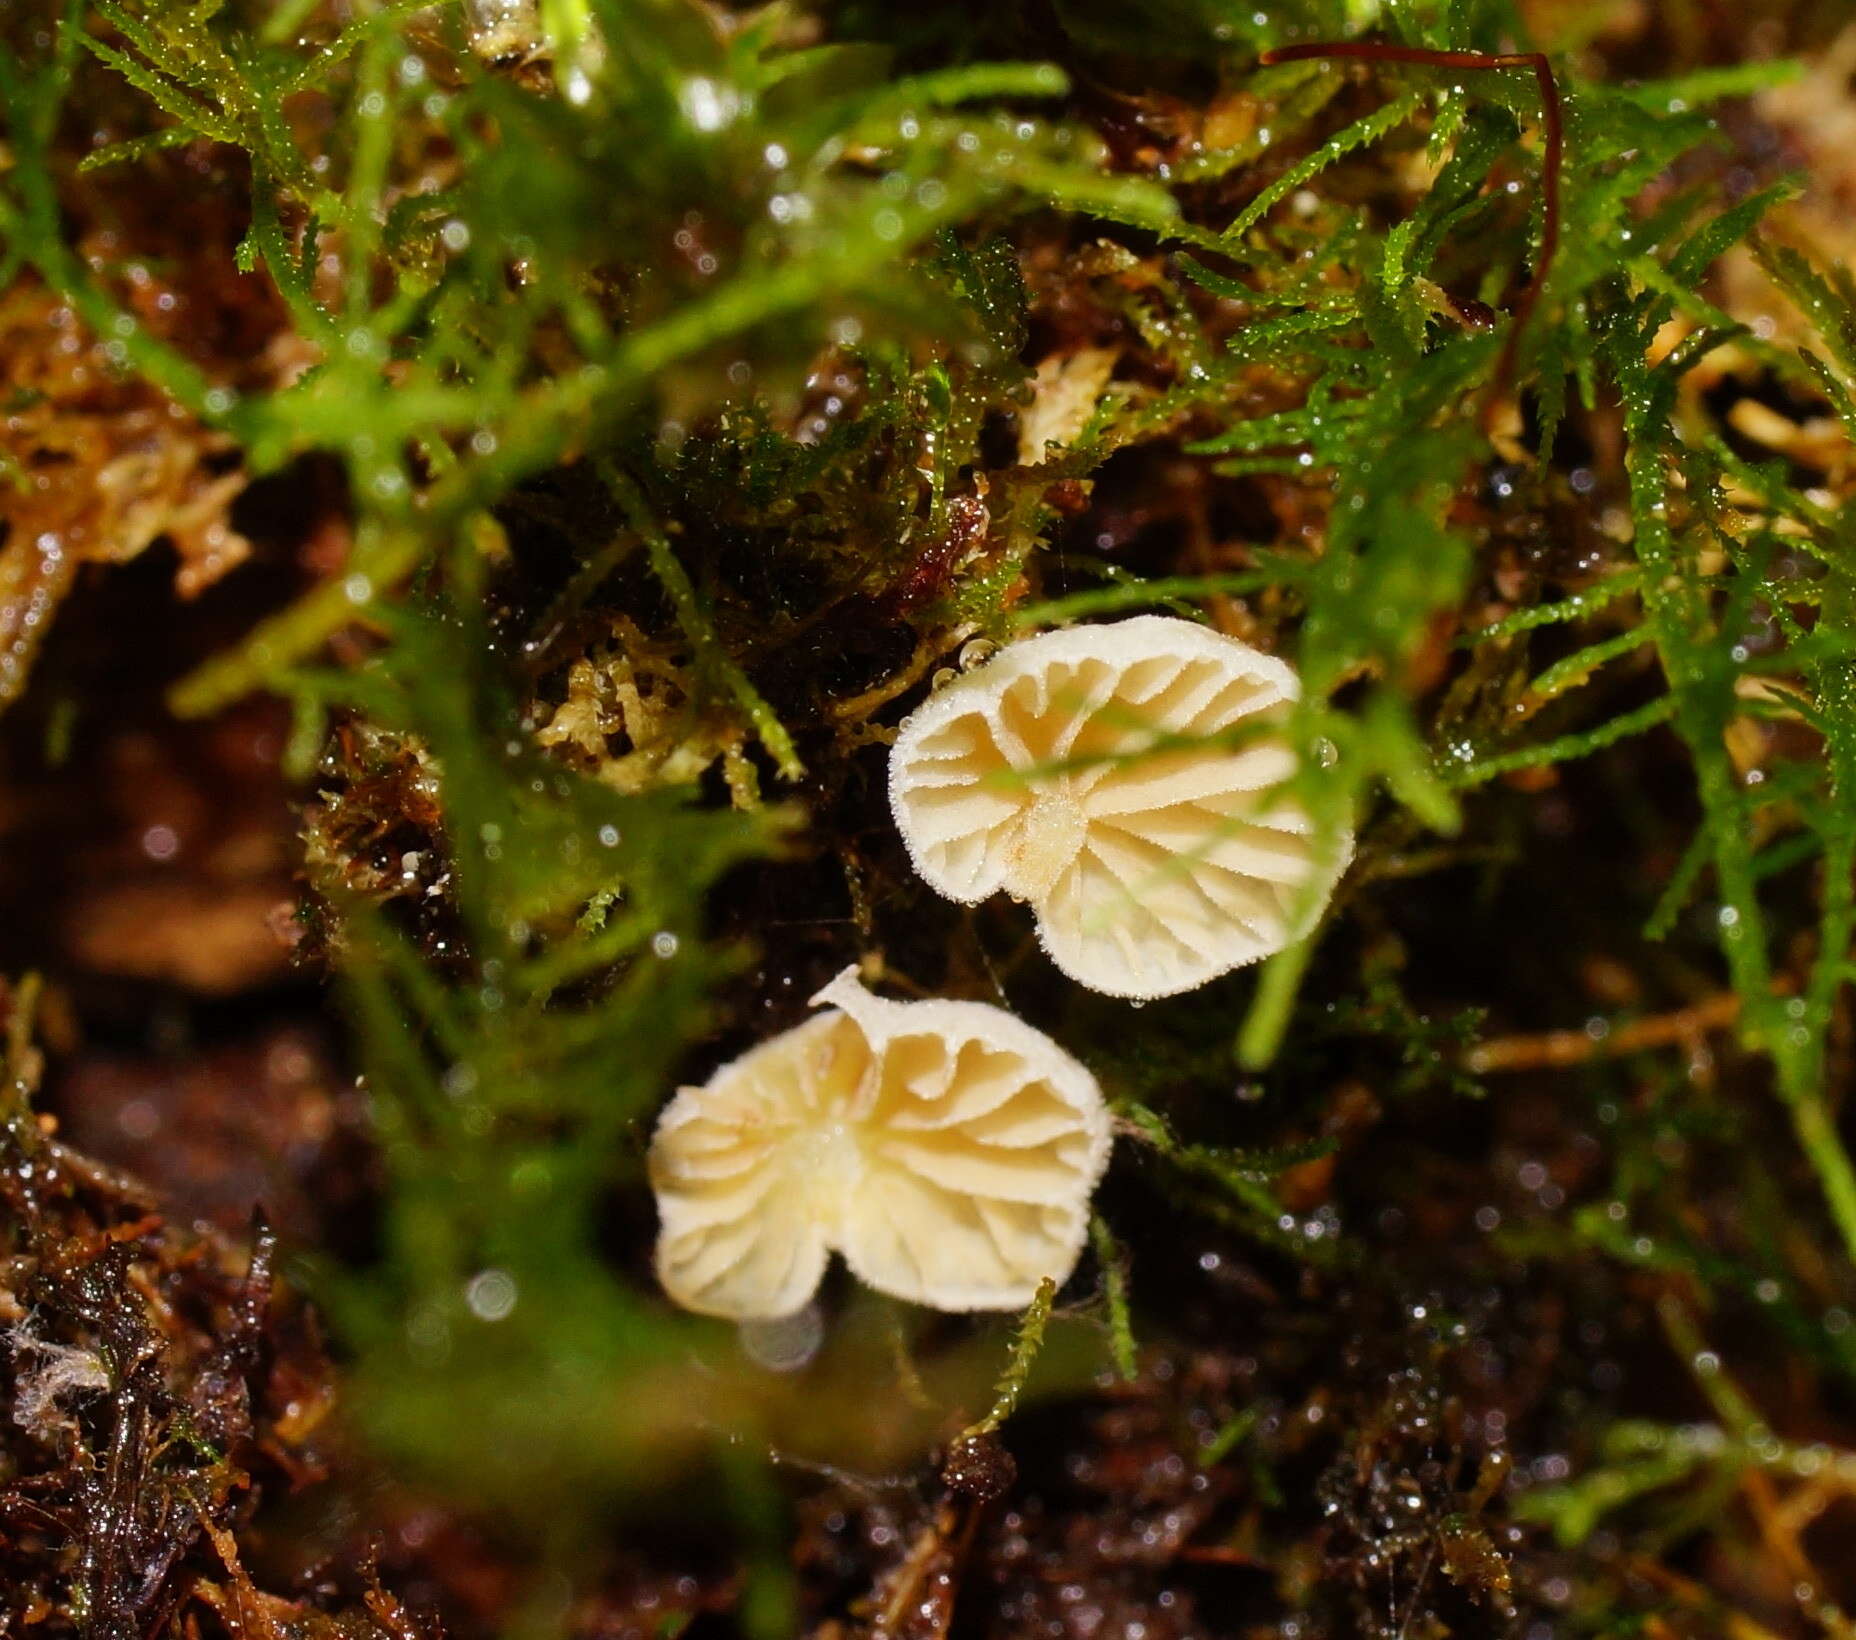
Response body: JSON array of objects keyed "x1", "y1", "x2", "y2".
[{"x1": 1258, "y1": 41, "x2": 1565, "y2": 433}]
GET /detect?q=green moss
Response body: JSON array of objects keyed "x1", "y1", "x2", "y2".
[{"x1": 6, "y1": 0, "x2": 1856, "y2": 1632}]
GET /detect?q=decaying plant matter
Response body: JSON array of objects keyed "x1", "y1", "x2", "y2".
[
  {"x1": 0, "y1": 978, "x2": 420, "y2": 1638},
  {"x1": 6, "y1": 1, "x2": 1856, "y2": 1636}
]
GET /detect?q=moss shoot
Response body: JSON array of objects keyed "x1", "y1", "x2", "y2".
[{"x1": 4, "y1": 1, "x2": 1856, "y2": 1636}]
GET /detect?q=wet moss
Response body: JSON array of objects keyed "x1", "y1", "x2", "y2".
[{"x1": 5, "y1": 0, "x2": 1856, "y2": 1635}]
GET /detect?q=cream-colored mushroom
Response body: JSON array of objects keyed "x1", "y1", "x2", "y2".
[
  {"x1": 888, "y1": 615, "x2": 1351, "y2": 999},
  {"x1": 649, "y1": 968, "x2": 1111, "y2": 1321}
]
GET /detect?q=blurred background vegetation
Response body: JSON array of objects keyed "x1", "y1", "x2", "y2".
[{"x1": 4, "y1": 0, "x2": 1856, "y2": 1635}]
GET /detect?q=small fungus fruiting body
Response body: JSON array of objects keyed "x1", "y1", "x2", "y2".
[
  {"x1": 649, "y1": 968, "x2": 1111, "y2": 1321},
  {"x1": 888, "y1": 616, "x2": 1351, "y2": 1000}
]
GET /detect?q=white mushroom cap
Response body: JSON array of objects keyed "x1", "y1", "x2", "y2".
[
  {"x1": 888, "y1": 615, "x2": 1352, "y2": 999},
  {"x1": 649, "y1": 968, "x2": 1111, "y2": 1321}
]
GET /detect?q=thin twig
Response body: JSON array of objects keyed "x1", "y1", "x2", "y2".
[{"x1": 1464, "y1": 992, "x2": 1741, "y2": 1074}]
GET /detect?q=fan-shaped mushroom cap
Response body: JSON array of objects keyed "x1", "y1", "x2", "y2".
[
  {"x1": 888, "y1": 616, "x2": 1351, "y2": 999},
  {"x1": 649, "y1": 968, "x2": 1111, "y2": 1321}
]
